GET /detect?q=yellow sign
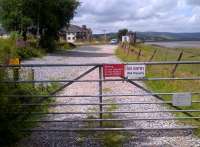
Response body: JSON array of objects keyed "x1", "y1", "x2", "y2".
[{"x1": 9, "y1": 58, "x2": 20, "y2": 65}]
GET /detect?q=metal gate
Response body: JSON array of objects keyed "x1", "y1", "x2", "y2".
[{"x1": 1, "y1": 61, "x2": 200, "y2": 134}]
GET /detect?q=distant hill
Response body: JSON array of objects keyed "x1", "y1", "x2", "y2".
[
  {"x1": 137, "y1": 32, "x2": 200, "y2": 42},
  {"x1": 93, "y1": 32, "x2": 200, "y2": 42}
]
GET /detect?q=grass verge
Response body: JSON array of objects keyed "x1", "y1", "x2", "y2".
[{"x1": 116, "y1": 43, "x2": 200, "y2": 136}]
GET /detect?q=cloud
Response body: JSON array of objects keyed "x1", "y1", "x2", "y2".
[
  {"x1": 72, "y1": 0, "x2": 200, "y2": 33},
  {"x1": 186, "y1": 0, "x2": 200, "y2": 6}
]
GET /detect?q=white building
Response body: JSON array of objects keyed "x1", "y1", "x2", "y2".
[
  {"x1": 66, "y1": 32, "x2": 76, "y2": 43},
  {"x1": 60, "y1": 25, "x2": 92, "y2": 43},
  {"x1": 122, "y1": 36, "x2": 130, "y2": 43}
]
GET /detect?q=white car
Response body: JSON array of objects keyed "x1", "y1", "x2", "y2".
[{"x1": 110, "y1": 39, "x2": 118, "y2": 44}]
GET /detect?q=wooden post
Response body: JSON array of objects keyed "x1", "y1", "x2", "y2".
[
  {"x1": 31, "y1": 68, "x2": 35, "y2": 88},
  {"x1": 13, "y1": 68, "x2": 19, "y2": 81},
  {"x1": 148, "y1": 49, "x2": 157, "y2": 62},
  {"x1": 134, "y1": 32, "x2": 137, "y2": 45},
  {"x1": 127, "y1": 43, "x2": 130, "y2": 56},
  {"x1": 171, "y1": 51, "x2": 183, "y2": 78},
  {"x1": 137, "y1": 49, "x2": 142, "y2": 61}
]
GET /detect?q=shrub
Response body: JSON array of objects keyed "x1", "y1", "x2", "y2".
[
  {"x1": 57, "y1": 42, "x2": 76, "y2": 51},
  {"x1": 16, "y1": 47, "x2": 44, "y2": 59},
  {"x1": 0, "y1": 70, "x2": 57, "y2": 146}
]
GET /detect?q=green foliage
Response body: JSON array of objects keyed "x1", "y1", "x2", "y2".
[
  {"x1": 0, "y1": 36, "x2": 44, "y2": 62},
  {"x1": 16, "y1": 47, "x2": 44, "y2": 59},
  {"x1": 0, "y1": 69, "x2": 58, "y2": 146},
  {"x1": 57, "y1": 42, "x2": 76, "y2": 51},
  {"x1": 0, "y1": 38, "x2": 17, "y2": 63},
  {"x1": 10, "y1": 31, "x2": 23, "y2": 41},
  {"x1": 117, "y1": 29, "x2": 128, "y2": 41},
  {"x1": 0, "y1": 0, "x2": 32, "y2": 32},
  {"x1": 0, "y1": 0, "x2": 79, "y2": 51}
]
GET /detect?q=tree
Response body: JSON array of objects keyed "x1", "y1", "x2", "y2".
[
  {"x1": 0, "y1": 0, "x2": 32, "y2": 41},
  {"x1": 117, "y1": 29, "x2": 128, "y2": 42},
  {"x1": 0, "y1": 0, "x2": 79, "y2": 51}
]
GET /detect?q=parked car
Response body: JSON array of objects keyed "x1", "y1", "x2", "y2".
[{"x1": 110, "y1": 39, "x2": 118, "y2": 44}]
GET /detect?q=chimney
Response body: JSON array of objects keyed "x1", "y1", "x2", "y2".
[{"x1": 82, "y1": 25, "x2": 87, "y2": 30}]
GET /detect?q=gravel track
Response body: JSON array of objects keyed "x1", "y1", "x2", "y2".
[{"x1": 16, "y1": 45, "x2": 200, "y2": 147}]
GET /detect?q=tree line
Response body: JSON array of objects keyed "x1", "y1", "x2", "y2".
[{"x1": 0, "y1": 0, "x2": 79, "y2": 51}]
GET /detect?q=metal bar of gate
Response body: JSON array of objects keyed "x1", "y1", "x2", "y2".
[
  {"x1": 1, "y1": 61, "x2": 200, "y2": 68},
  {"x1": 23, "y1": 126, "x2": 198, "y2": 132},
  {"x1": 4, "y1": 92, "x2": 200, "y2": 98},
  {"x1": 24, "y1": 117, "x2": 200, "y2": 123},
  {"x1": 99, "y1": 65, "x2": 103, "y2": 127},
  {"x1": 9, "y1": 101, "x2": 200, "y2": 106},
  {"x1": 1, "y1": 77, "x2": 200, "y2": 83},
  {"x1": 11, "y1": 110, "x2": 200, "y2": 115}
]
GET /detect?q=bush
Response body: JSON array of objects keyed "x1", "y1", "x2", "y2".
[
  {"x1": 39, "y1": 35, "x2": 57, "y2": 52},
  {"x1": 16, "y1": 47, "x2": 44, "y2": 59},
  {"x1": 57, "y1": 42, "x2": 76, "y2": 51},
  {"x1": 0, "y1": 69, "x2": 57, "y2": 146},
  {"x1": 0, "y1": 34, "x2": 45, "y2": 62}
]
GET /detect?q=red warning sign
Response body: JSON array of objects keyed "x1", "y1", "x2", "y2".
[{"x1": 103, "y1": 64, "x2": 124, "y2": 77}]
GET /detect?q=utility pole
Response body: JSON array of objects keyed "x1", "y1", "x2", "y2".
[
  {"x1": 103, "y1": 29, "x2": 107, "y2": 42},
  {"x1": 37, "y1": 1, "x2": 41, "y2": 39}
]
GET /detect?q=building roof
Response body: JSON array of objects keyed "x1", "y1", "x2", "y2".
[
  {"x1": 61, "y1": 25, "x2": 81, "y2": 33},
  {"x1": 61, "y1": 24, "x2": 91, "y2": 33},
  {"x1": 67, "y1": 25, "x2": 82, "y2": 33}
]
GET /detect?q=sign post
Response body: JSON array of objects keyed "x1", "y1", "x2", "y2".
[{"x1": 8, "y1": 58, "x2": 20, "y2": 81}]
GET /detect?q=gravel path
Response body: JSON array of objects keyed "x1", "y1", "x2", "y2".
[{"x1": 16, "y1": 45, "x2": 200, "y2": 147}]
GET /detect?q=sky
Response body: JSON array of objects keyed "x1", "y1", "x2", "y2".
[{"x1": 72, "y1": 0, "x2": 200, "y2": 34}]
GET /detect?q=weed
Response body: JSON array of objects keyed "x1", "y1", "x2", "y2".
[{"x1": 79, "y1": 99, "x2": 132, "y2": 147}]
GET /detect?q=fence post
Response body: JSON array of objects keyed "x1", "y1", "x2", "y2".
[
  {"x1": 13, "y1": 68, "x2": 19, "y2": 81},
  {"x1": 31, "y1": 68, "x2": 35, "y2": 88},
  {"x1": 137, "y1": 49, "x2": 142, "y2": 61},
  {"x1": 171, "y1": 51, "x2": 183, "y2": 78},
  {"x1": 148, "y1": 49, "x2": 157, "y2": 62},
  {"x1": 99, "y1": 65, "x2": 103, "y2": 127},
  {"x1": 127, "y1": 43, "x2": 130, "y2": 56}
]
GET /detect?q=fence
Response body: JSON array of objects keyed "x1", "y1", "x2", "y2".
[{"x1": 0, "y1": 61, "x2": 200, "y2": 133}]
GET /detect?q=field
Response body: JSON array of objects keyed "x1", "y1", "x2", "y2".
[{"x1": 116, "y1": 43, "x2": 200, "y2": 135}]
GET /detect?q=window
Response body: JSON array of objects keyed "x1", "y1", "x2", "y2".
[
  {"x1": 73, "y1": 37, "x2": 75, "y2": 40},
  {"x1": 68, "y1": 37, "x2": 71, "y2": 40}
]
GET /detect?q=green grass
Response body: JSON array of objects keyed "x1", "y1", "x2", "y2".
[{"x1": 116, "y1": 43, "x2": 200, "y2": 136}]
